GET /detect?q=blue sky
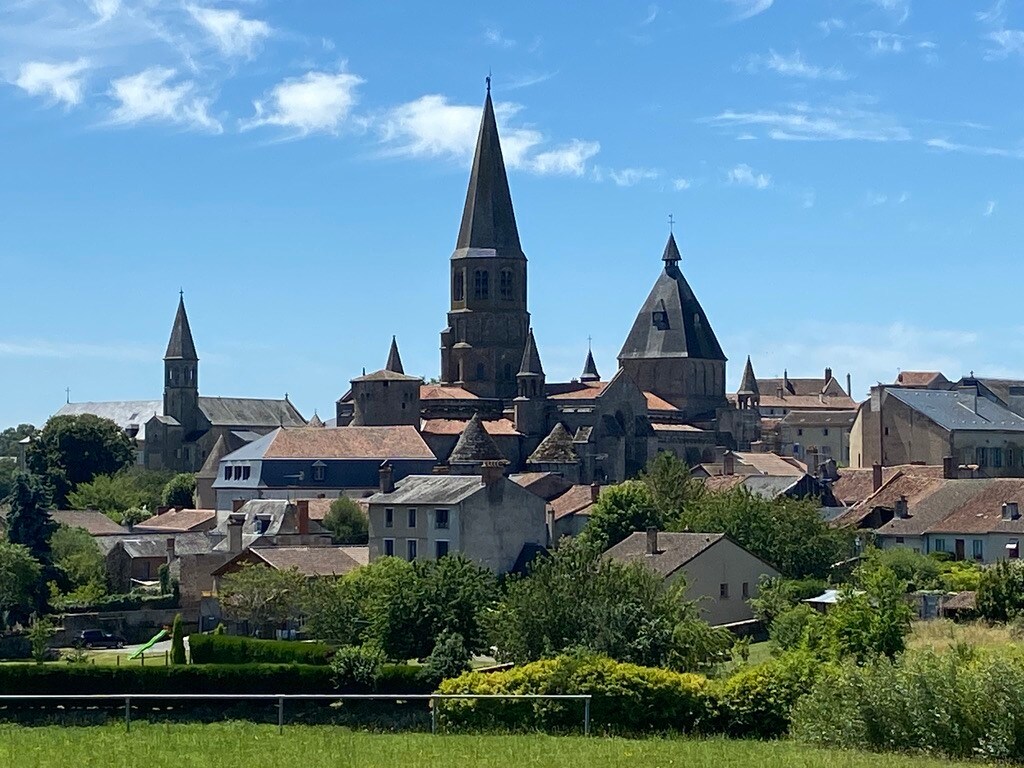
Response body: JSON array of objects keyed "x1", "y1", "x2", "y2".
[{"x1": 3, "y1": 0, "x2": 1024, "y2": 428}]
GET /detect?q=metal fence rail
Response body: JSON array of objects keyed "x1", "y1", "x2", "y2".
[{"x1": 0, "y1": 693, "x2": 592, "y2": 736}]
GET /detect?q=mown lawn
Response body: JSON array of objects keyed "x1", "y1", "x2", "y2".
[{"x1": 0, "y1": 723, "x2": 984, "y2": 768}]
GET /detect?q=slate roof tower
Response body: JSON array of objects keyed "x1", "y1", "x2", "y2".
[
  {"x1": 618, "y1": 232, "x2": 728, "y2": 420},
  {"x1": 163, "y1": 294, "x2": 201, "y2": 437},
  {"x1": 440, "y1": 79, "x2": 530, "y2": 399},
  {"x1": 736, "y1": 356, "x2": 760, "y2": 410}
]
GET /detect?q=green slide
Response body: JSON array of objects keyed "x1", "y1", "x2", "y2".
[{"x1": 128, "y1": 629, "x2": 169, "y2": 660}]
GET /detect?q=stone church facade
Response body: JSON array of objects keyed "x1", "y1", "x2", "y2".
[{"x1": 334, "y1": 83, "x2": 759, "y2": 482}]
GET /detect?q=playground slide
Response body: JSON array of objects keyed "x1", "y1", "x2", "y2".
[{"x1": 128, "y1": 629, "x2": 169, "y2": 660}]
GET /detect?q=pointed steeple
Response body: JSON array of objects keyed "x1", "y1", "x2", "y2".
[
  {"x1": 385, "y1": 336, "x2": 405, "y2": 374},
  {"x1": 455, "y1": 82, "x2": 523, "y2": 257},
  {"x1": 449, "y1": 413, "x2": 507, "y2": 466},
  {"x1": 581, "y1": 348, "x2": 600, "y2": 382},
  {"x1": 738, "y1": 356, "x2": 759, "y2": 397},
  {"x1": 165, "y1": 294, "x2": 198, "y2": 361},
  {"x1": 307, "y1": 410, "x2": 325, "y2": 428},
  {"x1": 518, "y1": 328, "x2": 544, "y2": 376},
  {"x1": 662, "y1": 232, "x2": 682, "y2": 268},
  {"x1": 528, "y1": 422, "x2": 579, "y2": 465}
]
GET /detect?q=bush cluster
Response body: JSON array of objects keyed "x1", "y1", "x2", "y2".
[
  {"x1": 792, "y1": 648, "x2": 1024, "y2": 761},
  {"x1": 57, "y1": 592, "x2": 178, "y2": 614},
  {"x1": 436, "y1": 652, "x2": 819, "y2": 737},
  {"x1": 188, "y1": 634, "x2": 332, "y2": 666}
]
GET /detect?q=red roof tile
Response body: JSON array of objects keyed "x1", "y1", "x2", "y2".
[{"x1": 265, "y1": 426, "x2": 435, "y2": 460}]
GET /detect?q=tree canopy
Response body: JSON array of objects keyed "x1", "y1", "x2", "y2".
[
  {"x1": 322, "y1": 497, "x2": 368, "y2": 544},
  {"x1": 218, "y1": 563, "x2": 308, "y2": 634},
  {"x1": 0, "y1": 542, "x2": 42, "y2": 625},
  {"x1": 578, "y1": 480, "x2": 661, "y2": 550},
  {"x1": 6, "y1": 473, "x2": 55, "y2": 566},
  {"x1": 161, "y1": 473, "x2": 196, "y2": 509},
  {"x1": 26, "y1": 415, "x2": 134, "y2": 506},
  {"x1": 0, "y1": 424, "x2": 36, "y2": 457}
]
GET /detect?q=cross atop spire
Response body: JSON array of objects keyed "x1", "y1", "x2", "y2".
[
  {"x1": 668, "y1": 213, "x2": 675, "y2": 233},
  {"x1": 165, "y1": 293, "x2": 198, "y2": 361},
  {"x1": 455, "y1": 80, "x2": 523, "y2": 257},
  {"x1": 385, "y1": 335, "x2": 405, "y2": 374}
]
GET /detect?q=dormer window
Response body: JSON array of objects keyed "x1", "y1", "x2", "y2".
[
  {"x1": 652, "y1": 310, "x2": 670, "y2": 330},
  {"x1": 312, "y1": 461, "x2": 326, "y2": 482}
]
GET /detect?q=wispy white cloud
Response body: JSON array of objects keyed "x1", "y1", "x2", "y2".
[
  {"x1": 377, "y1": 94, "x2": 600, "y2": 177},
  {"x1": 186, "y1": 5, "x2": 271, "y2": 58},
  {"x1": 108, "y1": 67, "x2": 221, "y2": 132},
  {"x1": 673, "y1": 177, "x2": 692, "y2": 191},
  {"x1": 925, "y1": 136, "x2": 1024, "y2": 159},
  {"x1": 744, "y1": 49, "x2": 849, "y2": 80},
  {"x1": 483, "y1": 26, "x2": 516, "y2": 48},
  {"x1": 708, "y1": 102, "x2": 909, "y2": 142},
  {"x1": 984, "y1": 29, "x2": 1024, "y2": 58},
  {"x1": 504, "y1": 71, "x2": 557, "y2": 90},
  {"x1": 640, "y1": 4, "x2": 660, "y2": 26},
  {"x1": 722, "y1": 0, "x2": 773, "y2": 22},
  {"x1": 984, "y1": 200, "x2": 997, "y2": 216},
  {"x1": 818, "y1": 18, "x2": 846, "y2": 35},
  {"x1": 727, "y1": 163, "x2": 771, "y2": 189},
  {"x1": 0, "y1": 339, "x2": 152, "y2": 362},
  {"x1": 243, "y1": 71, "x2": 363, "y2": 136},
  {"x1": 977, "y1": 0, "x2": 1006, "y2": 25},
  {"x1": 860, "y1": 30, "x2": 907, "y2": 54},
  {"x1": 13, "y1": 58, "x2": 90, "y2": 107},
  {"x1": 607, "y1": 167, "x2": 660, "y2": 187},
  {"x1": 88, "y1": 0, "x2": 120, "y2": 24},
  {"x1": 802, "y1": 190, "x2": 816, "y2": 208},
  {"x1": 867, "y1": 191, "x2": 888, "y2": 206},
  {"x1": 897, "y1": 191, "x2": 910, "y2": 204},
  {"x1": 867, "y1": 0, "x2": 911, "y2": 24}
]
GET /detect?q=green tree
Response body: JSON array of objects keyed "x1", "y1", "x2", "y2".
[
  {"x1": 639, "y1": 451, "x2": 705, "y2": 521},
  {"x1": 66, "y1": 473, "x2": 146, "y2": 519},
  {"x1": 0, "y1": 424, "x2": 37, "y2": 457},
  {"x1": 0, "y1": 461, "x2": 18, "y2": 505},
  {"x1": 0, "y1": 542, "x2": 42, "y2": 625},
  {"x1": 669, "y1": 486, "x2": 852, "y2": 579},
  {"x1": 50, "y1": 525, "x2": 106, "y2": 596},
  {"x1": 6, "y1": 473, "x2": 55, "y2": 566},
  {"x1": 27, "y1": 615, "x2": 56, "y2": 663},
  {"x1": 578, "y1": 480, "x2": 661, "y2": 550},
  {"x1": 322, "y1": 497, "x2": 368, "y2": 544},
  {"x1": 218, "y1": 563, "x2": 308, "y2": 635},
  {"x1": 161, "y1": 473, "x2": 196, "y2": 509},
  {"x1": 822, "y1": 566, "x2": 913, "y2": 662},
  {"x1": 858, "y1": 546, "x2": 941, "y2": 591},
  {"x1": 424, "y1": 630, "x2": 471, "y2": 683},
  {"x1": 170, "y1": 614, "x2": 187, "y2": 664},
  {"x1": 977, "y1": 560, "x2": 1024, "y2": 622},
  {"x1": 26, "y1": 414, "x2": 134, "y2": 506}
]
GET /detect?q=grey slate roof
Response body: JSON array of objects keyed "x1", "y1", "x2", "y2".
[
  {"x1": 449, "y1": 413, "x2": 507, "y2": 464},
  {"x1": 518, "y1": 328, "x2": 544, "y2": 376},
  {"x1": 385, "y1": 336, "x2": 405, "y2": 374},
  {"x1": 55, "y1": 400, "x2": 161, "y2": 441},
  {"x1": 367, "y1": 474, "x2": 486, "y2": 506},
  {"x1": 605, "y1": 532, "x2": 727, "y2": 578},
  {"x1": 885, "y1": 387, "x2": 1024, "y2": 432},
  {"x1": 197, "y1": 434, "x2": 229, "y2": 479},
  {"x1": 165, "y1": 296, "x2": 198, "y2": 360},
  {"x1": 580, "y1": 350, "x2": 600, "y2": 382},
  {"x1": 528, "y1": 423, "x2": 578, "y2": 465},
  {"x1": 100, "y1": 532, "x2": 213, "y2": 558},
  {"x1": 738, "y1": 356, "x2": 759, "y2": 396},
  {"x1": 198, "y1": 396, "x2": 305, "y2": 427},
  {"x1": 780, "y1": 410, "x2": 856, "y2": 427},
  {"x1": 618, "y1": 234, "x2": 726, "y2": 363},
  {"x1": 454, "y1": 87, "x2": 524, "y2": 259}
]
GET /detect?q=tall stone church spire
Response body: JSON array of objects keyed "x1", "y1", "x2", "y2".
[
  {"x1": 165, "y1": 293, "x2": 198, "y2": 361},
  {"x1": 385, "y1": 336, "x2": 405, "y2": 374},
  {"x1": 737, "y1": 355, "x2": 760, "y2": 410},
  {"x1": 163, "y1": 294, "x2": 200, "y2": 437},
  {"x1": 440, "y1": 80, "x2": 530, "y2": 399}
]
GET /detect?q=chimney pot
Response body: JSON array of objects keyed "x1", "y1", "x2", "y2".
[
  {"x1": 646, "y1": 526, "x2": 659, "y2": 555},
  {"x1": 296, "y1": 499, "x2": 310, "y2": 536},
  {"x1": 895, "y1": 495, "x2": 909, "y2": 519},
  {"x1": 232, "y1": 498, "x2": 245, "y2": 513},
  {"x1": 872, "y1": 463, "x2": 883, "y2": 493},
  {"x1": 227, "y1": 514, "x2": 244, "y2": 553},
  {"x1": 379, "y1": 461, "x2": 395, "y2": 494},
  {"x1": 590, "y1": 482, "x2": 600, "y2": 503},
  {"x1": 723, "y1": 451, "x2": 735, "y2": 476},
  {"x1": 942, "y1": 456, "x2": 955, "y2": 480},
  {"x1": 825, "y1": 367, "x2": 833, "y2": 387}
]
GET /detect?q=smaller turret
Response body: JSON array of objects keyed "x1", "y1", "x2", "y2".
[{"x1": 737, "y1": 356, "x2": 760, "y2": 410}]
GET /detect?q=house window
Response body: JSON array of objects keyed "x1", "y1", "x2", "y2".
[
  {"x1": 823, "y1": 428, "x2": 829, "y2": 436},
  {"x1": 499, "y1": 269, "x2": 513, "y2": 300},
  {"x1": 797, "y1": 429, "x2": 803, "y2": 436},
  {"x1": 976, "y1": 447, "x2": 988, "y2": 467},
  {"x1": 408, "y1": 508, "x2": 417, "y2": 528},
  {"x1": 884, "y1": 427, "x2": 889, "y2": 436},
  {"x1": 993, "y1": 448, "x2": 1004, "y2": 468},
  {"x1": 719, "y1": 583, "x2": 729, "y2": 599},
  {"x1": 383, "y1": 538, "x2": 395, "y2": 557},
  {"x1": 384, "y1": 508, "x2": 394, "y2": 528},
  {"x1": 473, "y1": 269, "x2": 489, "y2": 299},
  {"x1": 407, "y1": 539, "x2": 418, "y2": 560},
  {"x1": 1010, "y1": 540, "x2": 1021, "y2": 559},
  {"x1": 435, "y1": 509, "x2": 450, "y2": 530},
  {"x1": 233, "y1": 466, "x2": 242, "y2": 480},
  {"x1": 741, "y1": 582, "x2": 749, "y2": 600},
  {"x1": 312, "y1": 462, "x2": 326, "y2": 482},
  {"x1": 973, "y1": 540, "x2": 984, "y2": 560},
  {"x1": 242, "y1": 466, "x2": 251, "y2": 481},
  {"x1": 224, "y1": 466, "x2": 231, "y2": 480},
  {"x1": 934, "y1": 538, "x2": 946, "y2": 553},
  {"x1": 453, "y1": 271, "x2": 465, "y2": 301},
  {"x1": 1009, "y1": 449, "x2": 1016, "y2": 467},
  {"x1": 896, "y1": 537, "x2": 904, "y2": 544},
  {"x1": 436, "y1": 540, "x2": 449, "y2": 559}
]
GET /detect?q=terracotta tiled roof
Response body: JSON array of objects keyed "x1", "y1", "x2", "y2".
[
  {"x1": 294, "y1": 498, "x2": 334, "y2": 521},
  {"x1": 928, "y1": 479, "x2": 1024, "y2": 535},
  {"x1": 943, "y1": 591, "x2": 977, "y2": 611},
  {"x1": 831, "y1": 465, "x2": 942, "y2": 507},
  {"x1": 702, "y1": 475, "x2": 746, "y2": 493},
  {"x1": 248, "y1": 546, "x2": 364, "y2": 577},
  {"x1": 421, "y1": 418, "x2": 519, "y2": 436},
  {"x1": 134, "y1": 508, "x2": 216, "y2": 533},
  {"x1": 737, "y1": 452, "x2": 806, "y2": 476},
  {"x1": 644, "y1": 392, "x2": 678, "y2": 411},
  {"x1": 757, "y1": 393, "x2": 857, "y2": 411},
  {"x1": 510, "y1": 472, "x2": 574, "y2": 501},
  {"x1": 263, "y1": 426, "x2": 435, "y2": 460},
  {"x1": 546, "y1": 382, "x2": 607, "y2": 400},
  {"x1": 549, "y1": 484, "x2": 599, "y2": 520},
  {"x1": 52, "y1": 510, "x2": 127, "y2": 536},
  {"x1": 420, "y1": 384, "x2": 479, "y2": 400},
  {"x1": 895, "y1": 371, "x2": 948, "y2": 388}
]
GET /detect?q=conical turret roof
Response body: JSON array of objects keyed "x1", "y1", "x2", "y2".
[
  {"x1": 738, "y1": 356, "x2": 760, "y2": 396},
  {"x1": 449, "y1": 413, "x2": 507, "y2": 465},
  {"x1": 307, "y1": 411, "x2": 325, "y2": 428},
  {"x1": 454, "y1": 83, "x2": 523, "y2": 258},
  {"x1": 618, "y1": 234, "x2": 726, "y2": 363},
  {"x1": 527, "y1": 422, "x2": 578, "y2": 465},
  {"x1": 581, "y1": 349, "x2": 600, "y2": 382},
  {"x1": 518, "y1": 328, "x2": 544, "y2": 376},
  {"x1": 385, "y1": 336, "x2": 405, "y2": 374},
  {"x1": 165, "y1": 295, "x2": 198, "y2": 360}
]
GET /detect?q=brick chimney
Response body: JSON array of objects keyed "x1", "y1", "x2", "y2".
[
  {"x1": 824, "y1": 367, "x2": 833, "y2": 387},
  {"x1": 872, "y1": 463, "x2": 883, "y2": 493},
  {"x1": 228, "y1": 514, "x2": 244, "y2": 553},
  {"x1": 232, "y1": 498, "x2": 246, "y2": 513},
  {"x1": 646, "y1": 526, "x2": 659, "y2": 555},
  {"x1": 723, "y1": 451, "x2": 735, "y2": 476},
  {"x1": 590, "y1": 482, "x2": 600, "y2": 503},
  {"x1": 942, "y1": 456, "x2": 955, "y2": 480},
  {"x1": 806, "y1": 447, "x2": 819, "y2": 478},
  {"x1": 894, "y1": 495, "x2": 909, "y2": 519},
  {"x1": 480, "y1": 460, "x2": 505, "y2": 487},
  {"x1": 296, "y1": 499, "x2": 310, "y2": 536},
  {"x1": 379, "y1": 461, "x2": 395, "y2": 494},
  {"x1": 165, "y1": 537, "x2": 175, "y2": 565}
]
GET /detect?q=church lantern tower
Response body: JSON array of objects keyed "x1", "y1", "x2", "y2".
[
  {"x1": 163, "y1": 294, "x2": 200, "y2": 437},
  {"x1": 439, "y1": 79, "x2": 530, "y2": 399}
]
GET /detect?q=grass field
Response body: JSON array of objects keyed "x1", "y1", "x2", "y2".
[
  {"x1": 0, "y1": 723, "x2": 983, "y2": 768},
  {"x1": 908, "y1": 619, "x2": 1022, "y2": 653}
]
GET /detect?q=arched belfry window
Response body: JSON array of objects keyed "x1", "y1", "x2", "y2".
[
  {"x1": 473, "y1": 270, "x2": 489, "y2": 300},
  {"x1": 475, "y1": 362, "x2": 486, "y2": 380},
  {"x1": 499, "y1": 269, "x2": 513, "y2": 300},
  {"x1": 453, "y1": 271, "x2": 465, "y2": 302}
]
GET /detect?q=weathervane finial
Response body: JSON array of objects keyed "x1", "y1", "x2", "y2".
[
  {"x1": 668, "y1": 214, "x2": 675, "y2": 233},
  {"x1": 486, "y1": 71, "x2": 491, "y2": 93}
]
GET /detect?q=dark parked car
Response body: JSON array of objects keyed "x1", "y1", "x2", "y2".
[{"x1": 76, "y1": 629, "x2": 125, "y2": 649}]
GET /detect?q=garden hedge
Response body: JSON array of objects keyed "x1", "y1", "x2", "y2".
[{"x1": 189, "y1": 635, "x2": 333, "y2": 666}]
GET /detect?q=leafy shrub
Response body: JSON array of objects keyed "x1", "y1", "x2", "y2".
[
  {"x1": 161, "y1": 473, "x2": 196, "y2": 508},
  {"x1": 714, "y1": 651, "x2": 821, "y2": 739},
  {"x1": 769, "y1": 605, "x2": 822, "y2": 652},
  {"x1": 188, "y1": 634, "x2": 332, "y2": 666},
  {"x1": 437, "y1": 654, "x2": 715, "y2": 734},
  {"x1": 424, "y1": 631, "x2": 471, "y2": 685},
  {"x1": 170, "y1": 614, "x2": 186, "y2": 665},
  {"x1": 978, "y1": 560, "x2": 1024, "y2": 622},
  {"x1": 55, "y1": 592, "x2": 178, "y2": 614},
  {"x1": 330, "y1": 644, "x2": 386, "y2": 691},
  {"x1": 792, "y1": 649, "x2": 1024, "y2": 761}
]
